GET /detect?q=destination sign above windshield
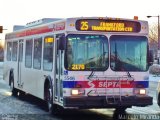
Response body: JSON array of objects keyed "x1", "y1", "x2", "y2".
[{"x1": 76, "y1": 19, "x2": 141, "y2": 32}]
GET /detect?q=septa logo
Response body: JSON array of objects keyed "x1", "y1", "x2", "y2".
[{"x1": 88, "y1": 81, "x2": 95, "y2": 88}]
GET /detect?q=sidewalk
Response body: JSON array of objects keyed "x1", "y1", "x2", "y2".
[
  {"x1": 0, "y1": 62, "x2": 11, "y2": 96},
  {"x1": 0, "y1": 78, "x2": 10, "y2": 95}
]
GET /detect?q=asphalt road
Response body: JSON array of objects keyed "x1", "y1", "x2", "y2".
[{"x1": 0, "y1": 63, "x2": 160, "y2": 120}]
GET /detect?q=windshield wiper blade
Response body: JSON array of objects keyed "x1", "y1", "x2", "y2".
[
  {"x1": 87, "y1": 71, "x2": 95, "y2": 80},
  {"x1": 127, "y1": 71, "x2": 132, "y2": 78}
]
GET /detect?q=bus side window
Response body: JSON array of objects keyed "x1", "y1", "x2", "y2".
[
  {"x1": 43, "y1": 36, "x2": 54, "y2": 71},
  {"x1": 25, "y1": 39, "x2": 33, "y2": 68},
  {"x1": 7, "y1": 42, "x2": 12, "y2": 61},
  {"x1": 12, "y1": 41, "x2": 18, "y2": 61},
  {"x1": 33, "y1": 37, "x2": 42, "y2": 69}
]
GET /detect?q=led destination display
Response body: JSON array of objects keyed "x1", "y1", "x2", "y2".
[{"x1": 76, "y1": 19, "x2": 141, "y2": 32}]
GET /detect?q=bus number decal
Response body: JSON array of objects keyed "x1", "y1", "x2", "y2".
[
  {"x1": 72, "y1": 64, "x2": 85, "y2": 70},
  {"x1": 80, "y1": 21, "x2": 89, "y2": 30},
  {"x1": 64, "y1": 76, "x2": 75, "y2": 81}
]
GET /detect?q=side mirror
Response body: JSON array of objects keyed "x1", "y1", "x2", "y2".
[{"x1": 58, "y1": 35, "x2": 66, "y2": 50}]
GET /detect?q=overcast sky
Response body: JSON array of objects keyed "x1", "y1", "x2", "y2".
[{"x1": 0, "y1": 0, "x2": 160, "y2": 40}]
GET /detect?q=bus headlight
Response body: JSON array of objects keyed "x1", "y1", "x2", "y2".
[
  {"x1": 139, "y1": 89, "x2": 146, "y2": 95},
  {"x1": 134, "y1": 88, "x2": 146, "y2": 95},
  {"x1": 71, "y1": 89, "x2": 85, "y2": 95},
  {"x1": 71, "y1": 89, "x2": 79, "y2": 95}
]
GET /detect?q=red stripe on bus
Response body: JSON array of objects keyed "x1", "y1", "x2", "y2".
[
  {"x1": 16, "y1": 26, "x2": 53, "y2": 37},
  {"x1": 6, "y1": 22, "x2": 65, "y2": 39},
  {"x1": 76, "y1": 80, "x2": 135, "y2": 88}
]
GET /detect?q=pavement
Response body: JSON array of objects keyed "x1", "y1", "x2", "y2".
[{"x1": 0, "y1": 62, "x2": 160, "y2": 120}]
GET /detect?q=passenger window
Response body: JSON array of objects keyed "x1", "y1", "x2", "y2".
[
  {"x1": 7, "y1": 42, "x2": 12, "y2": 61},
  {"x1": 33, "y1": 37, "x2": 42, "y2": 69},
  {"x1": 25, "y1": 39, "x2": 33, "y2": 68},
  {"x1": 43, "y1": 37, "x2": 54, "y2": 71},
  {"x1": 19, "y1": 40, "x2": 23, "y2": 62},
  {"x1": 12, "y1": 41, "x2": 18, "y2": 61}
]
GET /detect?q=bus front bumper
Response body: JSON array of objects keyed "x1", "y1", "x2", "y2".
[{"x1": 63, "y1": 95, "x2": 153, "y2": 109}]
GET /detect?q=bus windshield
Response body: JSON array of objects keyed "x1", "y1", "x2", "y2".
[
  {"x1": 110, "y1": 35, "x2": 148, "y2": 71},
  {"x1": 65, "y1": 34, "x2": 109, "y2": 71}
]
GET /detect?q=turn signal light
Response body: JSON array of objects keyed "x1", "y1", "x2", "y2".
[
  {"x1": 71, "y1": 89, "x2": 79, "y2": 95},
  {"x1": 71, "y1": 89, "x2": 85, "y2": 95},
  {"x1": 139, "y1": 89, "x2": 146, "y2": 95}
]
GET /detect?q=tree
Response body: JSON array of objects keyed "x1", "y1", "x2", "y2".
[
  {"x1": 149, "y1": 23, "x2": 158, "y2": 59},
  {"x1": 149, "y1": 23, "x2": 158, "y2": 44}
]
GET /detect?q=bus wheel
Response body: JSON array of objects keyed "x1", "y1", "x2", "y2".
[
  {"x1": 158, "y1": 93, "x2": 160, "y2": 107},
  {"x1": 9, "y1": 74, "x2": 18, "y2": 96},
  {"x1": 115, "y1": 107, "x2": 127, "y2": 113},
  {"x1": 44, "y1": 83, "x2": 56, "y2": 114}
]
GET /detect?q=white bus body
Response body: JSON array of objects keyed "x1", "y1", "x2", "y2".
[{"x1": 3, "y1": 17, "x2": 153, "y2": 113}]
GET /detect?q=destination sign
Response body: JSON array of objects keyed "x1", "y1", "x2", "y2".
[{"x1": 76, "y1": 19, "x2": 141, "y2": 32}]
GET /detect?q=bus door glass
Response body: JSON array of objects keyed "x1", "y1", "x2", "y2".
[
  {"x1": 18, "y1": 39, "x2": 23, "y2": 88},
  {"x1": 55, "y1": 34, "x2": 65, "y2": 103}
]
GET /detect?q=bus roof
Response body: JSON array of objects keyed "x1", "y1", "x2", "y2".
[{"x1": 5, "y1": 17, "x2": 148, "y2": 40}]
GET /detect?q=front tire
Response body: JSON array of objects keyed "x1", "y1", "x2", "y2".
[
  {"x1": 158, "y1": 93, "x2": 160, "y2": 106},
  {"x1": 9, "y1": 73, "x2": 18, "y2": 96},
  {"x1": 115, "y1": 107, "x2": 127, "y2": 113},
  {"x1": 44, "y1": 82, "x2": 59, "y2": 115}
]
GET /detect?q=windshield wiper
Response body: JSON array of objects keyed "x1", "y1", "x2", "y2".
[
  {"x1": 127, "y1": 71, "x2": 132, "y2": 78},
  {"x1": 88, "y1": 71, "x2": 95, "y2": 80}
]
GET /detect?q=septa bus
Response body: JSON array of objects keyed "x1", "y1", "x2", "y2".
[{"x1": 3, "y1": 17, "x2": 153, "y2": 114}]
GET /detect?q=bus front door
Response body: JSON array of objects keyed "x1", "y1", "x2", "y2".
[
  {"x1": 17, "y1": 40, "x2": 23, "y2": 88},
  {"x1": 55, "y1": 34, "x2": 64, "y2": 103}
]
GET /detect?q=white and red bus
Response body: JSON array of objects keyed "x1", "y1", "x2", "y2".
[{"x1": 3, "y1": 17, "x2": 153, "y2": 114}]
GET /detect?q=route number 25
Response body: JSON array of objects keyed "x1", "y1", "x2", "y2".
[{"x1": 80, "y1": 21, "x2": 89, "y2": 30}]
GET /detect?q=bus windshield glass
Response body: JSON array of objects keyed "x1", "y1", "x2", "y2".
[
  {"x1": 65, "y1": 34, "x2": 109, "y2": 71},
  {"x1": 110, "y1": 35, "x2": 148, "y2": 71}
]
